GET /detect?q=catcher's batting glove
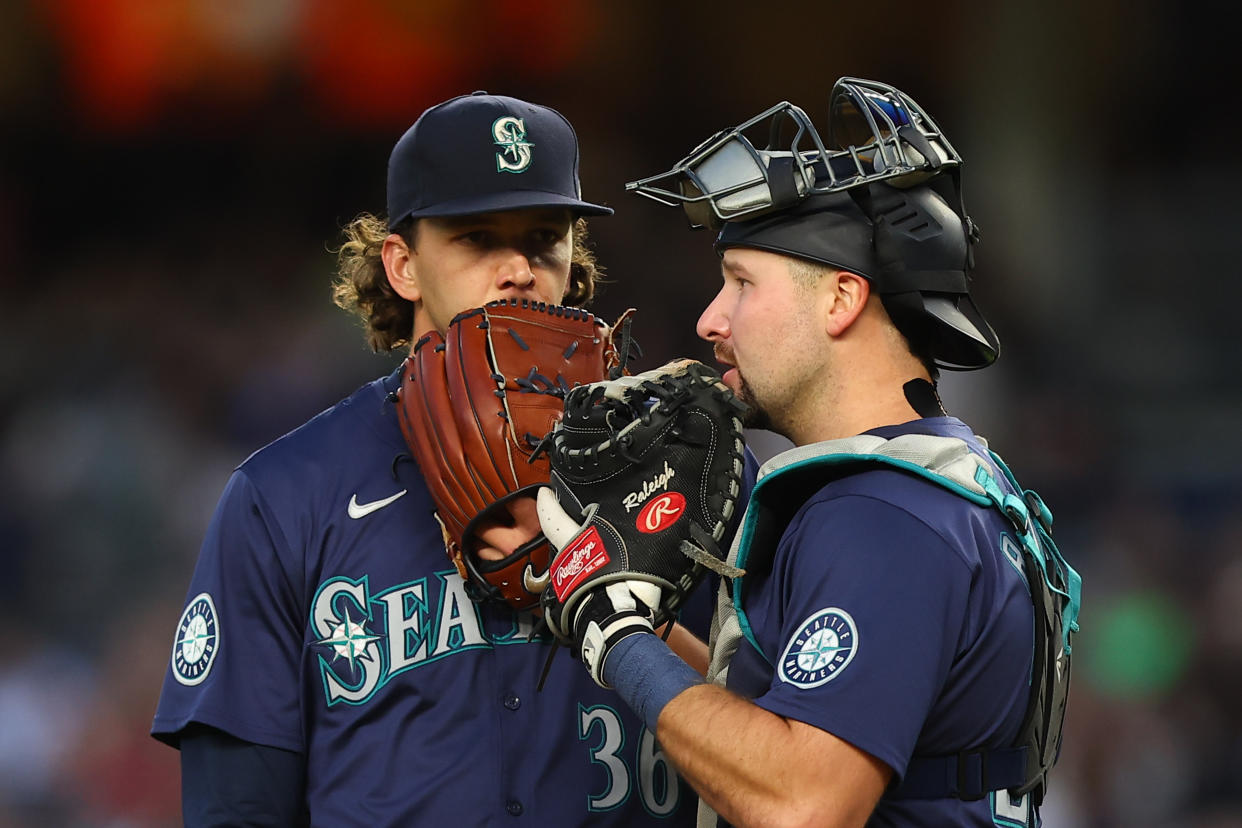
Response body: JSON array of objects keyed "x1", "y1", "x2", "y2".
[{"x1": 538, "y1": 486, "x2": 661, "y2": 687}]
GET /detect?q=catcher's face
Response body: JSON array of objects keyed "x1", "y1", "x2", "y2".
[
  {"x1": 384, "y1": 208, "x2": 575, "y2": 338},
  {"x1": 697, "y1": 248, "x2": 837, "y2": 440}
]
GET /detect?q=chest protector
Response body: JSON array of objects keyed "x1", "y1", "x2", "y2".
[{"x1": 701, "y1": 433, "x2": 1080, "y2": 823}]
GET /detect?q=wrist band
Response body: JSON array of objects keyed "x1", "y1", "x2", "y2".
[{"x1": 603, "y1": 632, "x2": 703, "y2": 732}]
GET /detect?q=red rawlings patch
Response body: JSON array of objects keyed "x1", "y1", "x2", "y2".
[
  {"x1": 552, "y1": 526, "x2": 610, "y2": 601},
  {"x1": 636, "y1": 492, "x2": 686, "y2": 534}
]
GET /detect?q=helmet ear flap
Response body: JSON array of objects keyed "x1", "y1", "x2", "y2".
[
  {"x1": 881, "y1": 291, "x2": 999, "y2": 372},
  {"x1": 879, "y1": 291, "x2": 941, "y2": 368},
  {"x1": 867, "y1": 184, "x2": 999, "y2": 371}
]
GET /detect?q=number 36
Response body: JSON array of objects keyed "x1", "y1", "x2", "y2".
[{"x1": 580, "y1": 705, "x2": 680, "y2": 815}]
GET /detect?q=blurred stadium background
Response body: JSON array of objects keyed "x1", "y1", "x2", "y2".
[{"x1": 1, "y1": 1, "x2": 1240, "y2": 825}]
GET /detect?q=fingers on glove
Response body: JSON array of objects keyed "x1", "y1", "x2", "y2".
[
  {"x1": 575, "y1": 581, "x2": 659, "y2": 629},
  {"x1": 610, "y1": 580, "x2": 662, "y2": 617}
]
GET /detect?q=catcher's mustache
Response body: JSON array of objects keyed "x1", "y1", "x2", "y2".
[{"x1": 713, "y1": 344, "x2": 737, "y2": 368}]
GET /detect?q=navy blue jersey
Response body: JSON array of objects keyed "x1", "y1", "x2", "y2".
[
  {"x1": 153, "y1": 369, "x2": 698, "y2": 826},
  {"x1": 723, "y1": 418, "x2": 1039, "y2": 827}
]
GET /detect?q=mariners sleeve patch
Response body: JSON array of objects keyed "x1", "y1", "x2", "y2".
[
  {"x1": 172, "y1": 592, "x2": 220, "y2": 686},
  {"x1": 777, "y1": 608, "x2": 858, "y2": 688}
]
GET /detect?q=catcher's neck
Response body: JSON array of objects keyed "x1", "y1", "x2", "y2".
[
  {"x1": 785, "y1": 285, "x2": 938, "y2": 445},
  {"x1": 791, "y1": 385, "x2": 925, "y2": 446},
  {"x1": 787, "y1": 343, "x2": 934, "y2": 446}
]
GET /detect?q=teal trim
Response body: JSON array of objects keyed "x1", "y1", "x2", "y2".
[
  {"x1": 974, "y1": 464, "x2": 1006, "y2": 504},
  {"x1": 731, "y1": 498, "x2": 765, "y2": 661},
  {"x1": 1059, "y1": 546, "x2": 1083, "y2": 653},
  {"x1": 988, "y1": 451, "x2": 1081, "y2": 652},
  {"x1": 1026, "y1": 489, "x2": 1054, "y2": 531},
  {"x1": 729, "y1": 445, "x2": 1081, "y2": 662},
  {"x1": 989, "y1": 790, "x2": 1031, "y2": 828},
  {"x1": 733, "y1": 577, "x2": 767, "y2": 665},
  {"x1": 987, "y1": 449, "x2": 1021, "y2": 489},
  {"x1": 731, "y1": 451, "x2": 994, "y2": 663}
]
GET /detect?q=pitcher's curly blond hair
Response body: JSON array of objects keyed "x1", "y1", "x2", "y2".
[{"x1": 332, "y1": 215, "x2": 604, "y2": 352}]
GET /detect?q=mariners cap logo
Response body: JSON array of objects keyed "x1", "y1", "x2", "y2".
[
  {"x1": 493, "y1": 116, "x2": 534, "y2": 173},
  {"x1": 172, "y1": 592, "x2": 220, "y2": 686},
  {"x1": 778, "y1": 607, "x2": 858, "y2": 688}
]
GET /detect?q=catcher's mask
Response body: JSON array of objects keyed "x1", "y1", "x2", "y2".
[{"x1": 627, "y1": 77, "x2": 998, "y2": 371}]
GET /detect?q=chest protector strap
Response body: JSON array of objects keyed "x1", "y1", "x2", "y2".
[{"x1": 703, "y1": 433, "x2": 1081, "y2": 808}]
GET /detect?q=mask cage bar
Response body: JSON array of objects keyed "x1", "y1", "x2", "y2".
[
  {"x1": 625, "y1": 102, "x2": 816, "y2": 216},
  {"x1": 626, "y1": 78, "x2": 962, "y2": 229}
]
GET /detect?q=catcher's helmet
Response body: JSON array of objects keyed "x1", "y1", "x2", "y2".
[{"x1": 627, "y1": 77, "x2": 999, "y2": 371}]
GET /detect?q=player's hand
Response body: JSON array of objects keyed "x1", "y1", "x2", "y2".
[
  {"x1": 572, "y1": 581, "x2": 659, "y2": 688},
  {"x1": 537, "y1": 486, "x2": 660, "y2": 687}
]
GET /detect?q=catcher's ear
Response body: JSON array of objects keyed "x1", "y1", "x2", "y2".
[
  {"x1": 382, "y1": 233, "x2": 421, "y2": 302},
  {"x1": 823, "y1": 270, "x2": 870, "y2": 337}
]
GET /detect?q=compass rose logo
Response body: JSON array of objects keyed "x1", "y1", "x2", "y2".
[
  {"x1": 493, "y1": 116, "x2": 534, "y2": 173},
  {"x1": 778, "y1": 608, "x2": 858, "y2": 688},
  {"x1": 318, "y1": 614, "x2": 381, "y2": 674},
  {"x1": 172, "y1": 592, "x2": 219, "y2": 686}
]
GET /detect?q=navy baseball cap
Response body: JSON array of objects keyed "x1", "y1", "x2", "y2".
[{"x1": 386, "y1": 91, "x2": 613, "y2": 229}]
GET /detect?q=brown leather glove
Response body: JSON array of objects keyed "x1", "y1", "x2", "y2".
[{"x1": 393, "y1": 298, "x2": 633, "y2": 610}]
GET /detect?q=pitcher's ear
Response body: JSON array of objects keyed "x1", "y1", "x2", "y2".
[{"x1": 383, "y1": 234, "x2": 420, "y2": 302}]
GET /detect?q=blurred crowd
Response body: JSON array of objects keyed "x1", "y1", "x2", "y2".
[{"x1": 2, "y1": 1, "x2": 1240, "y2": 826}]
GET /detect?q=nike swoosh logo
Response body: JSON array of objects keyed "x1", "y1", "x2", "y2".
[
  {"x1": 348, "y1": 490, "x2": 407, "y2": 519},
  {"x1": 522, "y1": 564, "x2": 550, "y2": 594}
]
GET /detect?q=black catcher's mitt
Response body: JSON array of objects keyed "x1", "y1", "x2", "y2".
[{"x1": 535, "y1": 359, "x2": 747, "y2": 686}]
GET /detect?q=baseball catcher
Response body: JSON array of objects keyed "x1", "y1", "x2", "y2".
[
  {"x1": 535, "y1": 359, "x2": 748, "y2": 686},
  {"x1": 393, "y1": 298, "x2": 633, "y2": 610}
]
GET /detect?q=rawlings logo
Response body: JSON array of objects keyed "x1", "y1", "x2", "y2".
[
  {"x1": 552, "y1": 527, "x2": 609, "y2": 601},
  {"x1": 622, "y1": 460, "x2": 677, "y2": 513},
  {"x1": 554, "y1": 542, "x2": 596, "y2": 586},
  {"x1": 637, "y1": 492, "x2": 686, "y2": 534}
]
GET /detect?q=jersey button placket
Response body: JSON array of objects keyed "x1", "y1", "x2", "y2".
[{"x1": 498, "y1": 673, "x2": 528, "y2": 819}]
